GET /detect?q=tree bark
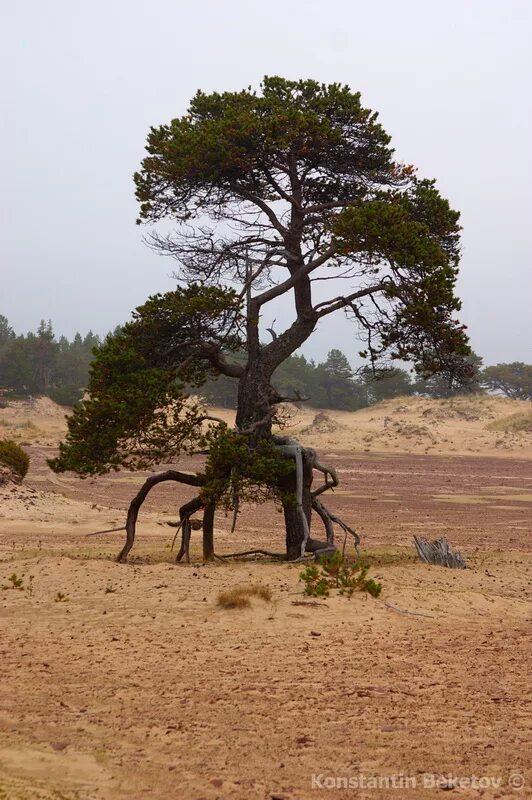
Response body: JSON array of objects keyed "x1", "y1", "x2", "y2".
[
  {"x1": 235, "y1": 354, "x2": 335, "y2": 560},
  {"x1": 235, "y1": 361, "x2": 275, "y2": 439},
  {"x1": 202, "y1": 502, "x2": 216, "y2": 561}
]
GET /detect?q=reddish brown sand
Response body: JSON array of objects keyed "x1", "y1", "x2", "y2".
[{"x1": 1, "y1": 398, "x2": 531, "y2": 799}]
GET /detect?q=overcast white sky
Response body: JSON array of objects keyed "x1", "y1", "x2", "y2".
[{"x1": 1, "y1": 0, "x2": 531, "y2": 366}]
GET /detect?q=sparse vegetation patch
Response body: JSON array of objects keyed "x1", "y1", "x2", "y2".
[{"x1": 487, "y1": 411, "x2": 532, "y2": 434}]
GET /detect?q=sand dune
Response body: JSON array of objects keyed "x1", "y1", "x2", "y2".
[
  {"x1": 2, "y1": 393, "x2": 531, "y2": 459},
  {"x1": 202, "y1": 394, "x2": 532, "y2": 458}
]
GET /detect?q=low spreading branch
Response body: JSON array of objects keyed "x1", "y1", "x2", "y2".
[{"x1": 116, "y1": 470, "x2": 204, "y2": 562}]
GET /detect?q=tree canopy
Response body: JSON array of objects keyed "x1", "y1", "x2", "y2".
[
  {"x1": 50, "y1": 77, "x2": 474, "y2": 561},
  {"x1": 134, "y1": 77, "x2": 468, "y2": 379}
]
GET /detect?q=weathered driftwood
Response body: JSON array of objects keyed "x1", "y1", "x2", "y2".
[{"x1": 413, "y1": 536, "x2": 466, "y2": 569}]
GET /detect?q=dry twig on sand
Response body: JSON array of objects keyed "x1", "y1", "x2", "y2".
[{"x1": 384, "y1": 600, "x2": 436, "y2": 619}]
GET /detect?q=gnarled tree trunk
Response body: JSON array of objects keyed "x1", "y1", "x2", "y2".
[{"x1": 234, "y1": 349, "x2": 349, "y2": 560}]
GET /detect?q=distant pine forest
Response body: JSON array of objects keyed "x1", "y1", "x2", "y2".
[{"x1": 1, "y1": 315, "x2": 530, "y2": 408}]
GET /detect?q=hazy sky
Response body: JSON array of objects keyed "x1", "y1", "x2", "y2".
[{"x1": 1, "y1": 0, "x2": 531, "y2": 366}]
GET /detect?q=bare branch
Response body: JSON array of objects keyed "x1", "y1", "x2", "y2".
[
  {"x1": 314, "y1": 283, "x2": 387, "y2": 318},
  {"x1": 237, "y1": 408, "x2": 276, "y2": 435},
  {"x1": 233, "y1": 184, "x2": 289, "y2": 236}
]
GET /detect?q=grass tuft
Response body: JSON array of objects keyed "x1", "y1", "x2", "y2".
[{"x1": 217, "y1": 584, "x2": 272, "y2": 609}]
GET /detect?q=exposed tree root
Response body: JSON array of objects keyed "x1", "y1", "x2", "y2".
[
  {"x1": 111, "y1": 436, "x2": 358, "y2": 565},
  {"x1": 202, "y1": 502, "x2": 216, "y2": 561},
  {"x1": 311, "y1": 457, "x2": 339, "y2": 498},
  {"x1": 174, "y1": 496, "x2": 204, "y2": 563},
  {"x1": 273, "y1": 435, "x2": 359, "y2": 558},
  {"x1": 274, "y1": 438, "x2": 311, "y2": 557},
  {"x1": 312, "y1": 496, "x2": 360, "y2": 550}
]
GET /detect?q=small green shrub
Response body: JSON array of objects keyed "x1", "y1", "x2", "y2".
[
  {"x1": 0, "y1": 440, "x2": 30, "y2": 481},
  {"x1": 300, "y1": 552, "x2": 382, "y2": 599},
  {"x1": 2, "y1": 572, "x2": 25, "y2": 590}
]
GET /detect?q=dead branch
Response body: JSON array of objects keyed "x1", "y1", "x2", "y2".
[
  {"x1": 291, "y1": 600, "x2": 329, "y2": 608},
  {"x1": 266, "y1": 318, "x2": 278, "y2": 340}
]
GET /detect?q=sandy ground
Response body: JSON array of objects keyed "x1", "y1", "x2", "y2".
[{"x1": 1, "y1": 396, "x2": 531, "y2": 799}]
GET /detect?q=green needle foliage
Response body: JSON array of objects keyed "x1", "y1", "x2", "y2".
[
  {"x1": 202, "y1": 425, "x2": 295, "y2": 508},
  {"x1": 48, "y1": 284, "x2": 244, "y2": 476}
]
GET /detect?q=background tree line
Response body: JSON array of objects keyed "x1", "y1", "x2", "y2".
[
  {"x1": 0, "y1": 314, "x2": 530, "y2": 408},
  {"x1": 0, "y1": 314, "x2": 102, "y2": 405}
]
